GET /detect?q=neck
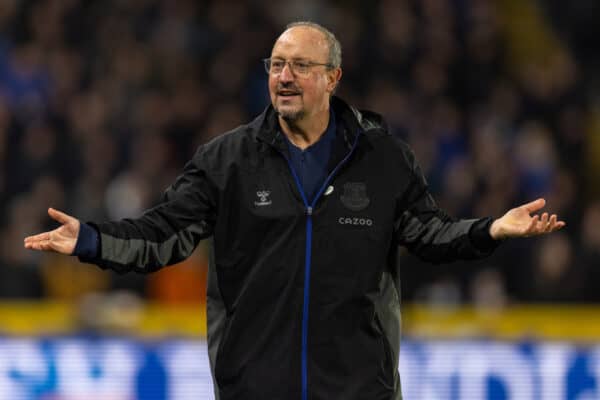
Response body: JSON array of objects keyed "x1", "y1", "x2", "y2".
[{"x1": 279, "y1": 108, "x2": 330, "y2": 150}]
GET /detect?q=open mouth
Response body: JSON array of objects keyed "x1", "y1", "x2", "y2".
[{"x1": 278, "y1": 90, "x2": 301, "y2": 98}]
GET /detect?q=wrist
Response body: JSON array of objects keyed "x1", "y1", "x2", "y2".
[
  {"x1": 489, "y1": 219, "x2": 503, "y2": 240},
  {"x1": 73, "y1": 222, "x2": 99, "y2": 258}
]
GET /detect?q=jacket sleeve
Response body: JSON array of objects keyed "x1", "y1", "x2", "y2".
[
  {"x1": 394, "y1": 148, "x2": 498, "y2": 263},
  {"x1": 81, "y1": 145, "x2": 218, "y2": 273}
]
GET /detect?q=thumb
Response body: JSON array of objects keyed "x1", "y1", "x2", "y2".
[
  {"x1": 48, "y1": 208, "x2": 74, "y2": 225},
  {"x1": 521, "y1": 198, "x2": 546, "y2": 214}
]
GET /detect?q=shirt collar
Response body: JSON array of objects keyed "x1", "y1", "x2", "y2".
[
  {"x1": 256, "y1": 97, "x2": 365, "y2": 150},
  {"x1": 281, "y1": 108, "x2": 337, "y2": 152}
]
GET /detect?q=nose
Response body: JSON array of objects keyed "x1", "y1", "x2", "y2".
[{"x1": 279, "y1": 62, "x2": 294, "y2": 82}]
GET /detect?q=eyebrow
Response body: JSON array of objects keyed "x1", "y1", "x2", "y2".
[{"x1": 271, "y1": 56, "x2": 311, "y2": 61}]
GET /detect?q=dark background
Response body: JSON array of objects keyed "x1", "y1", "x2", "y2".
[{"x1": 1, "y1": 0, "x2": 599, "y2": 308}]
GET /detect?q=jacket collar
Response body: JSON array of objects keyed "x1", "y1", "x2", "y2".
[{"x1": 253, "y1": 96, "x2": 384, "y2": 149}]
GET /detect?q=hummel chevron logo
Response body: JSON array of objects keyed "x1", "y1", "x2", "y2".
[{"x1": 254, "y1": 190, "x2": 272, "y2": 206}]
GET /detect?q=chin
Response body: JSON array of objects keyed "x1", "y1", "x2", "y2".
[{"x1": 275, "y1": 106, "x2": 305, "y2": 122}]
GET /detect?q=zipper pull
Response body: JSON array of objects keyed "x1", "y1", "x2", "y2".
[{"x1": 306, "y1": 207, "x2": 313, "y2": 216}]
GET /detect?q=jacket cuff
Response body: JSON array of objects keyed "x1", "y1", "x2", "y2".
[
  {"x1": 74, "y1": 222, "x2": 100, "y2": 261},
  {"x1": 469, "y1": 217, "x2": 500, "y2": 253}
]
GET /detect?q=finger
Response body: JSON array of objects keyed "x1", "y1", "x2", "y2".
[
  {"x1": 24, "y1": 232, "x2": 51, "y2": 244},
  {"x1": 48, "y1": 208, "x2": 73, "y2": 225},
  {"x1": 525, "y1": 215, "x2": 539, "y2": 235},
  {"x1": 531, "y1": 215, "x2": 566, "y2": 235},
  {"x1": 546, "y1": 215, "x2": 557, "y2": 232},
  {"x1": 538, "y1": 213, "x2": 549, "y2": 231},
  {"x1": 532, "y1": 214, "x2": 543, "y2": 231},
  {"x1": 548, "y1": 214, "x2": 558, "y2": 232},
  {"x1": 26, "y1": 240, "x2": 52, "y2": 251},
  {"x1": 548, "y1": 218, "x2": 567, "y2": 232},
  {"x1": 522, "y1": 198, "x2": 546, "y2": 214},
  {"x1": 25, "y1": 235, "x2": 58, "y2": 251}
]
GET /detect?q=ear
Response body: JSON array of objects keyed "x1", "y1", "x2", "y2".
[{"x1": 326, "y1": 67, "x2": 342, "y2": 93}]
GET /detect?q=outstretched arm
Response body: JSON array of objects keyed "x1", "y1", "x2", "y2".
[
  {"x1": 24, "y1": 145, "x2": 217, "y2": 273},
  {"x1": 394, "y1": 143, "x2": 566, "y2": 263},
  {"x1": 24, "y1": 208, "x2": 80, "y2": 254},
  {"x1": 489, "y1": 198, "x2": 565, "y2": 240}
]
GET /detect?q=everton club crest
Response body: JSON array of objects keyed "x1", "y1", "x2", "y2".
[{"x1": 340, "y1": 182, "x2": 370, "y2": 211}]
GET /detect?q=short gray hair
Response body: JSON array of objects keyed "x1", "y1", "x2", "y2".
[{"x1": 285, "y1": 21, "x2": 342, "y2": 69}]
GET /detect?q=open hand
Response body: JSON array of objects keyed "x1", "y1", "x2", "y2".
[
  {"x1": 489, "y1": 198, "x2": 566, "y2": 240},
  {"x1": 23, "y1": 208, "x2": 80, "y2": 254}
]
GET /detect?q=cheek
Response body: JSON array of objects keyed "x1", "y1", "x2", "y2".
[
  {"x1": 302, "y1": 82, "x2": 323, "y2": 102},
  {"x1": 268, "y1": 77, "x2": 278, "y2": 99}
]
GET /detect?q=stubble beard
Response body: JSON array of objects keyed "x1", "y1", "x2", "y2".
[
  {"x1": 274, "y1": 98, "x2": 306, "y2": 122},
  {"x1": 276, "y1": 107, "x2": 306, "y2": 122}
]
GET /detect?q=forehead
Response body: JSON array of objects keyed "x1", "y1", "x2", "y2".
[{"x1": 271, "y1": 27, "x2": 329, "y2": 61}]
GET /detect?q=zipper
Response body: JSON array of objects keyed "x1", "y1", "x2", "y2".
[{"x1": 278, "y1": 130, "x2": 362, "y2": 400}]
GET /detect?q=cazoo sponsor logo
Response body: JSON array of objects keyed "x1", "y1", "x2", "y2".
[{"x1": 338, "y1": 217, "x2": 373, "y2": 226}]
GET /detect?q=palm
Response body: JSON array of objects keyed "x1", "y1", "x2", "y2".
[
  {"x1": 23, "y1": 208, "x2": 80, "y2": 255},
  {"x1": 49, "y1": 222, "x2": 79, "y2": 252},
  {"x1": 490, "y1": 198, "x2": 565, "y2": 239},
  {"x1": 502, "y1": 208, "x2": 535, "y2": 233}
]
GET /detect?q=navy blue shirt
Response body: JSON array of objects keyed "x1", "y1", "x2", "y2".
[{"x1": 283, "y1": 109, "x2": 336, "y2": 203}]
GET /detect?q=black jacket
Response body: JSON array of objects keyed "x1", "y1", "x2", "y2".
[{"x1": 85, "y1": 97, "x2": 497, "y2": 400}]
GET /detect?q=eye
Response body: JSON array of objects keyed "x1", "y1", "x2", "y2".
[
  {"x1": 271, "y1": 60, "x2": 285, "y2": 70},
  {"x1": 294, "y1": 61, "x2": 310, "y2": 73}
]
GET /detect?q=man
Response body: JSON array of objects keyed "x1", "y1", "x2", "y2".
[{"x1": 25, "y1": 22, "x2": 564, "y2": 400}]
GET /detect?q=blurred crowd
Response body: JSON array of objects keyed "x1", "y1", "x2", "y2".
[{"x1": 0, "y1": 0, "x2": 599, "y2": 307}]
